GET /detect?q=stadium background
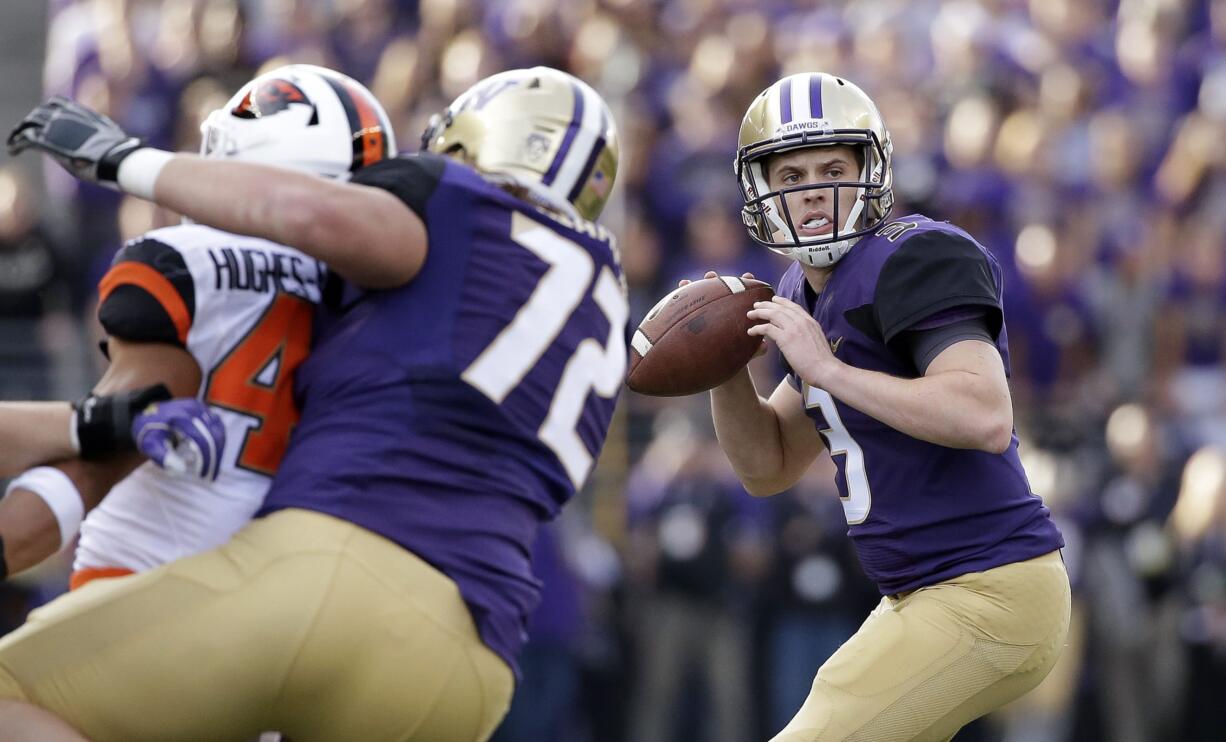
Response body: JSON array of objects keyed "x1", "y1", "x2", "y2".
[{"x1": 1, "y1": 0, "x2": 1225, "y2": 740}]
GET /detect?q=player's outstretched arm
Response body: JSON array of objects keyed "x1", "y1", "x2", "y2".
[
  {"x1": 0, "y1": 381, "x2": 180, "y2": 478},
  {"x1": 0, "y1": 339, "x2": 202, "y2": 578},
  {"x1": 150, "y1": 155, "x2": 425, "y2": 289},
  {"x1": 0, "y1": 403, "x2": 77, "y2": 478},
  {"x1": 7, "y1": 98, "x2": 425, "y2": 289}
]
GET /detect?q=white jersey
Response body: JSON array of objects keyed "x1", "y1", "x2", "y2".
[{"x1": 74, "y1": 224, "x2": 324, "y2": 578}]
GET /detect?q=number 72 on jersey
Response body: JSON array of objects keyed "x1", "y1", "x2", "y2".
[{"x1": 462, "y1": 212, "x2": 628, "y2": 490}]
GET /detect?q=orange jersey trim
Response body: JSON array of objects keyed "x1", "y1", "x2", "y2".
[
  {"x1": 98, "y1": 262, "x2": 192, "y2": 345},
  {"x1": 70, "y1": 566, "x2": 136, "y2": 591}
]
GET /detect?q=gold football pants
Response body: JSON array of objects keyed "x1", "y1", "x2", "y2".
[
  {"x1": 0, "y1": 508, "x2": 514, "y2": 742},
  {"x1": 771, "y1": 550, "x2": 1071, "y2": 742}
]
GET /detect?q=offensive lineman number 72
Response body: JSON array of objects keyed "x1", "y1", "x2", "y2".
[{"x1": 462, "y1": 212, "x2": 628, "y2": 489}]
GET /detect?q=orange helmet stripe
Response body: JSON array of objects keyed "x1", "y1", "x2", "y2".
[
  {"x1": 346, "y1": 80, "x2": 386, "y2": 168},
  {"x1": 322, "y1": 75, "x2": 389, "y2": 171}
]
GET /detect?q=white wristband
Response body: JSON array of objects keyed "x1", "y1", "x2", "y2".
[
  {"x1": 67, "y1": 408, "x2": 81, "y2": 454},
  {"x1": 116, "y1": 148, "x2": 174, "y2": 200},
  {"x1": 4, "y1": 467, "x2": 85, "y2": 551}
]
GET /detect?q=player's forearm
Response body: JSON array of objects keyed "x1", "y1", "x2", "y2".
[
  {"x1": 0, "y1": 486, "x2": 63, "y2": 576},
  {"x1": 821, "y1": 361, "x2": 1013, "y2": 453},
  {"x1": 147, "y1": 155, "x2": 422, "y2": 288},
  {"x1": 0, "y1": 403, "x2": 76, "y2": 478},
  {"x1": 710, "y1": 369, "x2": 790, "y2": 494},
  {"x1": 0, "y1": 455, "x2": 139, "y2": 577}
]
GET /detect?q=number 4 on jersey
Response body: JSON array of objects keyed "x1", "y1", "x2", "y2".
[{"x1": 205, "y1": 293, "x2": 312, "y2": 475}]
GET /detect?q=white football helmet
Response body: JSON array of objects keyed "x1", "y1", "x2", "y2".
[
  {"x1": 736, "y1": 73, "x2": 894, "y2": 268},
  {"x1": 201, "y1": 64, "x2": 396, "y2": 179},
  {"x1": 421, "y1": 66, "x2": 619, "y2": 221}
]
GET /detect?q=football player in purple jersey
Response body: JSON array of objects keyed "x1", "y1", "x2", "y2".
[
  {"x1": 707, "y1": 73, "x2": 1071, "y2": 741},
  {"x1": 2, "y1": 66, "x2": 623, "y2": 742}
]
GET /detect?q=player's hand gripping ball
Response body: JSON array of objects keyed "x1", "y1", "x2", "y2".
[
  {"x1": 133, "y1": 399, "x2": 226, "y2": 481},
  {"x1": 627, "y1": 273, "x2": 774, "y2": 396}
]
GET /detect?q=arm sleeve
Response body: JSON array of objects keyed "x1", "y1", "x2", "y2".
[
  {"x1": 349, "y1": 153, "x2": 446, "y2": 222},
  {"x1": 97, "y1": 238, "x2": 195, "y2": 347},
  {"x1": 903, "y1": 313, "x2": 995, "y2": 374},
  {"x1": 872, "y1": 230, "x2": 1003, "y2": 346}
]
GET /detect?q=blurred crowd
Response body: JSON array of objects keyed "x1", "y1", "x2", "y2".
[{"x1": 1, "y1": 0, "x2": 1225, "y2": 740}]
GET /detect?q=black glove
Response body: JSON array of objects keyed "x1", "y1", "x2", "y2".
[
  {"x1": 74, "y1": 384, "x2": 172, "y2": 461},
  {"x1": 7, "y1": 96, "x2": 143, "y2": 185}
]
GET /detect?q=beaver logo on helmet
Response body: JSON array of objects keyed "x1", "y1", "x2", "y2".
[{"x1": 231, "y1": 80, "x2": 316, "y2": 122}]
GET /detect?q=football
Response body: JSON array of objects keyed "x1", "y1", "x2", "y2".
[{"x1": 627, "y1": 276, "x2": 775, "y2": 396}]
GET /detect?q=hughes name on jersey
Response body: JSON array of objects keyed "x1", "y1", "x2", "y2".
[
  {"x1": 260, "y1": 153, "x2": 628, "y2": 673},
  {"x1": 778, "y1": 215, "x2": 1063, "y2": 595},
  {"x1": 76, "y1": 225, "x2": 324, "y2": 586}
]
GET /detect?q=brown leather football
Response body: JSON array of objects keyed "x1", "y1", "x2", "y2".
[{"x1": 626, "y1": 276, "x2": 774, "y2": 396}]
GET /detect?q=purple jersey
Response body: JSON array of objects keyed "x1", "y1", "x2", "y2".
[
  {"x1": 778, "y1": 215, "x2": 1063, "y2": 595},
  {"x1": 260, "y1": 154, "x2": 628, "y2": 672}
]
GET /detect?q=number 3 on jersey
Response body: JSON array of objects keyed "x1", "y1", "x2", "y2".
[
  {"x1": 804, "y1": 385, "x2": 872, "y2": 524},
  {"x1": 463, "y1": 212, "x2": 627, "y2": 489},
  {"x1": 205, "y1": 294, "x2": 313, "y2": 475}
]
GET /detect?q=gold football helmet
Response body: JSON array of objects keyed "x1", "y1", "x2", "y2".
[
  {"x1": 422, "y1": 67, "x2": 619, "y2": 222},
  {"x1": 736, "y1": 73, "x2": 894, "y2": 267}
]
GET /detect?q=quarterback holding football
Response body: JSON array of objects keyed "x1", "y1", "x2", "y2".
[{"x1": 711, "y1": 72, "x2": 1071, "y2": 741}]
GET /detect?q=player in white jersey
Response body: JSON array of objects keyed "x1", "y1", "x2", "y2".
[
  {"x1": 70, "y1": 224, "x2": 326, "y2": 587},
  {"x1": 0, "y1": 64, "x2": 395, "y2": 586}
]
